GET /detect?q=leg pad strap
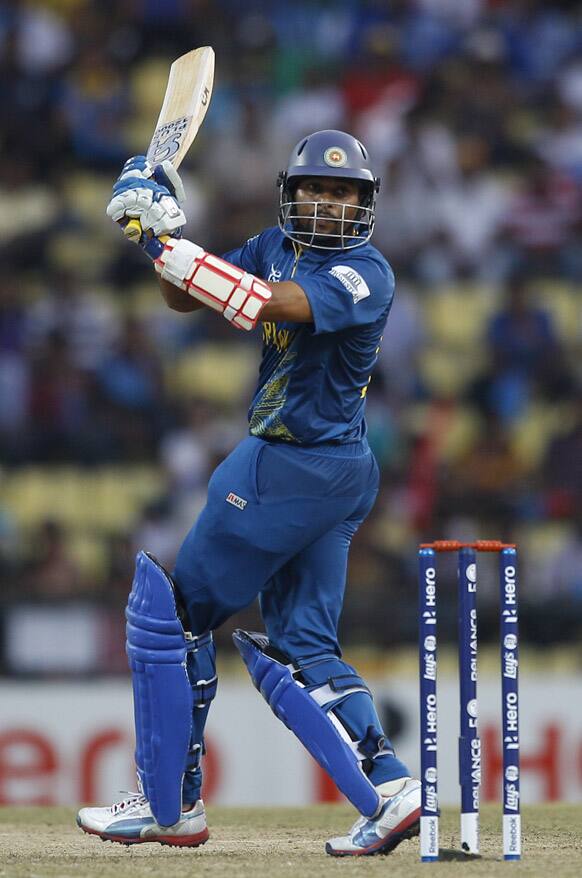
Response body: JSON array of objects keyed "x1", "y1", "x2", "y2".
[{"x1": 182, "y1": 635, "x2": 218, "y2": 803}]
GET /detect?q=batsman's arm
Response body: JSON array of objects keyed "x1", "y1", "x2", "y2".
[
  {"x1": 158, "y1": 273, "x2": 312, "y2": 322},
  {"x1": 111, "y1": 158, "x2": 308, "y2": 322},
  {"x1": 261, "y1": 281, "x2": 312, "y2": 322},
  {"x1": 158, "y1": 276, "x2": 205, "y2": 312}
]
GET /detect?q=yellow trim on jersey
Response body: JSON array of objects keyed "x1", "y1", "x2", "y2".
[
  {"x1": 290, "y1": 242, "x2": 303, "y2": 278},
  {"x1": 262, "y1": 322, "x2": 294, "y2": 353}
]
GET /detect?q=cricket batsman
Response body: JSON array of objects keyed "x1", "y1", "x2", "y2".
[{"x1": 77, "y1": 129, "x2": 421, "y2": 856}]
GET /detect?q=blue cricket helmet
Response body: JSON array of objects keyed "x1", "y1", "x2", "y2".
[{"x1": 277, "y1": 130, "x2": 381, "y2": 250}]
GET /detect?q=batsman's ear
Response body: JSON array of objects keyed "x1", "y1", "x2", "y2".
[{"x1": 153, "y1": 161, "x2": 186, "y2": 203}]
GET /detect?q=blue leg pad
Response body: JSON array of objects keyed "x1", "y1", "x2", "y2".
[
  {"x1": 126, "y1": 551, "x2": 209, "y2": 827},
  {"x1": 295, "y1": 654, "x2": 410, "y2": 786},
  {"x1": 233, "y1": 630, "x2": 381, "y2": 818}
]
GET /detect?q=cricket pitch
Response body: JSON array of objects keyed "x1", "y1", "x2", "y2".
[{"x1": 1, "y1": 804, "x2": 581, "y2": 878}]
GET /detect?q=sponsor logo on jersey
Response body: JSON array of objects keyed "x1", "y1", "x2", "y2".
[
  {"x1": 329, "y1": 265, "x2": 370, "y2": 304},
  {"x1": 262, "y1": 322, "x2": 294, "y2": 353},
  {"x1": 226, "y1": 492, "x2": 247, "y2": 510},
  {"x1": 323, "y1": 146, "x2": 348, "y2": 167}
]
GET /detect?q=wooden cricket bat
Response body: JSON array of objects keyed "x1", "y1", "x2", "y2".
[{"x1": 124, "y1": 45, "x2": 215, "y2": 242}]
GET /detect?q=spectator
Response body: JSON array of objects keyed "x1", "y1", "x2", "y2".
[
  {"x1": 430, "y1": 134, "x2": 510, "y2": 280},
  {"x1": 59, "y1": 47, "x2": 130, "y2": 167},
  {"x1": 26, "y1": 269, "x2": 118, "y2": 371},
  {"x1": 21, "y1": 520, "x2": 83, "y2": 599},
  {"x1": 438, "y1": 415, "x2": 525, "y2": 530},
  {"x1": 474, "y1": 271, "x2": 573, "y2": 422},
  {"x1": 0, "y1": 277, "x2": 30, "y2": 460},
  {"x1": 131, "y1": 498, "x2": 183, "y2": 571},
  {"x1": 537, "y1": 98, "x2": 582, "y2": 183},
  {"x1": 29, "y1": 329, "x2": 92, "y2": 462},
  {"x1": 540, "y1": 387, "x2": 582, "y2": 518},
  {"x1": 500, "y1": 0, "x2": 580, "y2": 86},
  {"x1": 502, "y1": 154, "x2": 581, "y2": 277},
  {"x1": 0, "y1": 153, "x2": 60, "y2": 256},
  {"x1": 271, "y1": 66, "x2": 346, "y2": 149},
  {"x1": 95, "y1": 316, "x2": 165, "y2": 459},
  {"x1": 539, "y1": 514, "x2": 582, "y2": 601}
]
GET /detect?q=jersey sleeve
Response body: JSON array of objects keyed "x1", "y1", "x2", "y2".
[
  {"x1": 221, "y1": 233, "x2": 263, "y2": 274},
  {"x1": 297, "y1": 257, "x2": 394, "y2": 334}
]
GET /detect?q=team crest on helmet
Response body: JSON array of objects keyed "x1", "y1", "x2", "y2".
[{"x1": 323, "y1": 146, "x2": 348, "y2": 167}]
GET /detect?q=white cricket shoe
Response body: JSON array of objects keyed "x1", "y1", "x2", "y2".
[
  {"x1": 77, "y1": 793, "x2": 209, "y2": 847},
  {"x1": 325, "y1": 777, "x2": 421, "y2": 856}
]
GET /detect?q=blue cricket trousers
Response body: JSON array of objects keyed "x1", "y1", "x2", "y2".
[{"x1": 174, "y1": 435, "x2": 379, "y2": 660}]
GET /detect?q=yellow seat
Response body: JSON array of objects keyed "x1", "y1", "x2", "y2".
[
  {"x1": 2, "y1": 468, "x2": 76, "y2": 529},
  {"x1": 170, "y1": 342, "x2": 260, "y2": 404},
  {"x1": 127, "y1": 282, "x2": 166, "y2": 316},
  {"x1": 423, "y1": 282, "x2": 499, "y2": 348},
  {"x1": 510, "y1": 402, "x2": 573, "y2": 471},
  {"x1": 514, "y1": 521, "x2": 572, "y2": 571},
  {"x1": 404, "y1": 401, "x2": 480, "y2": 463},
  {"x1": 130, "y1": 57, "x2": 175, "y2": 117},
  {"x1": 1, "y1": 466, "x2": 165, "y2": 532},
  {"x1": 82, "y1": 467, "x2": 166, "y2": 531},
  {"x1": 48, "y1": 231, "x2": 111, "y2": 276},
  {"x1": 68, "y1": 531, "x2": 110, "y2": 584},
  {"x1": 63, "y1": 172, "x2": 113, "y2": 231},
  {"x1": 529, "y1": 280, "x2": 581, "y2": 345},
  {"x1": 418, "y1": 345, "x2": 486, "y2": 397}
]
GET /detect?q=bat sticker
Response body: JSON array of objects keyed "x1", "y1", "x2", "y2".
[{"x1": 149, "y1": 116, "x2": 193, "y2": 164}]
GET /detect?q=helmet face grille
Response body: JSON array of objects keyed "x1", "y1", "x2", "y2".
[{"x1": 278, "y1": 190, "x2": 377, "y2": 251}]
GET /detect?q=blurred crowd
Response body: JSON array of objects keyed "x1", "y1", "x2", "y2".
[{"x1": 1, "y1": 0, "x2": 582, "y2": 672}]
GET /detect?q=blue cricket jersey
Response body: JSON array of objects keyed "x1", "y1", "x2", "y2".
[{"x1": 223, "y1": 226, "x2": 394, "y2": 445}]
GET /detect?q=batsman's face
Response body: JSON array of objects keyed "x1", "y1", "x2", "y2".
[{"x1": 293, "y1": 176, "x2": 361, "y2": 239}]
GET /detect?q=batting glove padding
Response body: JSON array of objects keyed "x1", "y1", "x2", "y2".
[
  {"x1": 115, "y1": 155, "x2": 186, "y2": 202},
  {"x1": 107, "y1": 155, "x2": 187, "y2": 239},
  {"x1": 155, "y1": 238, "x2": 272, "y2": 331}
]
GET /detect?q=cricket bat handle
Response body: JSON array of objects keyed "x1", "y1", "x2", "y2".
[
  {"x1": 124, "y1": 218, "x2": 143, "y2": 241},
  {"x1": 122, "y1": 219, "x2": 169, "y2": 246}
]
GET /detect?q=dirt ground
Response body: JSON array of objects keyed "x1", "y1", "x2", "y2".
[{"x1": 0, "y1": 803, "x2": 581, "y2": 878}]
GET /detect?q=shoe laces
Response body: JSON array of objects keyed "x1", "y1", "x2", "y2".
[{"x1": 111, "y1": 792, "x2": 148, "y2": 815}]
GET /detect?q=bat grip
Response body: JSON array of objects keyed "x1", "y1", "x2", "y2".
[
  {"x1": 119, "y1": 218, "x2": 170, "y2": 260},
  {"x1": 124, "y1": 218, "x2": 143, "y2": 241}
]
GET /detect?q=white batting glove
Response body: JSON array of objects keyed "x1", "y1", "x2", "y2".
[
  {"x1": 115, "y1": 155, "x2": 186, "y2": 202},
  {"x1": 107, "y1": 155, "x2": 187, "y2": 238}
]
